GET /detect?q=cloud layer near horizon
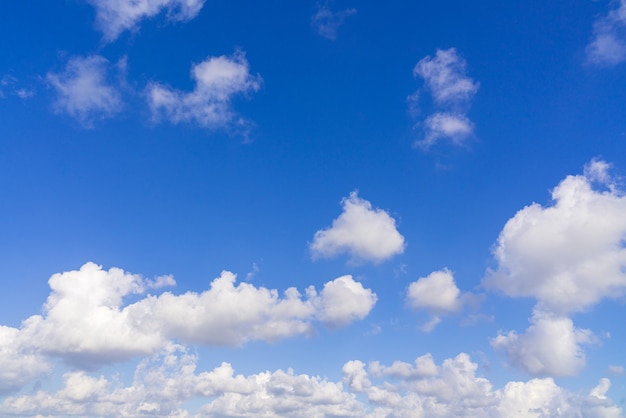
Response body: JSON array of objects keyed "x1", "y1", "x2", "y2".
[{"x1": 1, "y1": 344, "x2": 620, "y2": 417}]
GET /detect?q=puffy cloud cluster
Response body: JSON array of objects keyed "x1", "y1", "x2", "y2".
[
  {"x1": 310, "y1": 191, "x2": 405, "y2": 264},
  {"x1": 586, "y1": 0, "x2": 626, "y2": 66},
  {"x1": 46, "y1": 55, "x2": 123, "y2": 127},
  {"x1": 411, "y1": 48, "x2": 479, "y2": 148},
  {"x1": 0, "y1": 326, "x2": 50, "y2": 395},
  {"x1": 484, "y1": 159, "x2": 626, "y2": 315},
  {"x1": 311, "y1": 4, "x2": 357, "y2": 40},
  {"x1": 491, "y1": 311, "x2": 595, "y2": 377},
  {"x1": 2, "y1": 347, "x2": 620, "y2": 417},
  {"x1": 86, "y1": 0, "x2": 206, "y2": 41},
  {"x1": 484, "y1": 159, "x2": 626, "y2": 376},
  {"x1": 406, "y1": 269, "x2": 475, "y2": 332},
  {"x1": 147, "y1": 51, "x2": 262, "y2": 131},
  {"x1": 0, "y1": 262, "x2": 375, "y2": 384}
]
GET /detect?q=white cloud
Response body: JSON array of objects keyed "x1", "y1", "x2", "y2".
[
  {"x1": 310, "y1": 191, "x2": 406, "y2": 264},
  {"x1": 5, "y1": 262, "x2": 375, "y2": 375},
  {"x1": 411, "y1": 48, "x2": 479, "y2": 148},
  {"x1": 47, "y1": 55, "x2": 122, "y2": 127},
  {"x1": 312, "y1": 275, "x2": 378, "y2": 328},
  {"x1": 2, "y1": 347, "x2": 621, "y2": 417},
  {"x1": 147, "y1": 51, "x2": 261, "y2": 132},
  {"x1": 491, "y1": 311, "x2": 595, "y2": 377},
  {"x1": 483, "y1": 160, "x2": 626, "y2": 315},
  {"x1": 407, "y1": 269, "x2": 460, "y2": 312},
  {"x1": 0, "y1": 326, "x2": 51, "y2": 395},
  {"x1": 420, "y1": 112, "x2": 475, "y2": 149},
  {"x1": 586, "y1": 0, "x2": 626, "y2": 66},
  {"x1": 86, "y1": 0, "x2": 206, "y2": 42},
  {"x1": 414, "y1": 49, "x2": 479, "y2": 105},
  {"x1": 406, "y1": 269, "x2": 477, "y2": 332},
  {"x1": 311, "y1": 3, "x2": 357, "y2": 40}
]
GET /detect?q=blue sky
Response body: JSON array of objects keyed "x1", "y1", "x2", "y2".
[{"x1": 1, "y1": 0, "x2": 626, "y2": 416}]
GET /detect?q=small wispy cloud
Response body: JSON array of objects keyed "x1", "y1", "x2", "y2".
[
  {"x1": 409, "y1": 48, "x2": 479, "y2": 149},
  {"x1": 0, "y1": 75, "x2": 36, "y2": 100},
  {"x1": 86, "y1": 0, "x2": 206, "y2": 42},
  {"x1": 586, "y1": 0, "x2": 626, "y2": 66},
  {"x1": 311, "y1": 3, "x2": 356, "y2": 40},
  {"x1": 46, "y1": 55, "x2": 123, "y2": 127},
  {"x1": 147, "y1": 50, "x2": 261, "y2": 135}
]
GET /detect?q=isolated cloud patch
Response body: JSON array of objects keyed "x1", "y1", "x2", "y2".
[
  {"x1": 310, "y1": 191, "x2": 405, "y2": 263},
  {"x1": 312, "y1": 276, "x2": 377, "y2": 328},
  {"x1": 4, "y1": 262, "x2": 376, "y2": 374},
  {"x1": 483, "y1": 159, "x2": 626, "y2": 315},
  {"x1": 87, "y1": 0, "x2": 206, "y2": 41},
  {"x1": 147, "y1": 51, "x2": 261, "y2": 131},
  {"x1": 2, "y1": 346, "x2": 620, "y2": 417},
  {"x1": 406, "y1": 268, "x2": 475, "y2": 332},
  {"x1": 311, "y1": 3, "x2": 356, "y2": 40},
  {"x1": 410, "y1": 48, "x2": 479, "y2": 149},
  {"x1": 586, "y1": 0, "x2": 626, "y2": 66},
  {"x1": 47, "y1": 55, "x2": 123, "y2": 127},
  {"x1": 491, "y1": 311, "x2": 595, "y2": 377}
]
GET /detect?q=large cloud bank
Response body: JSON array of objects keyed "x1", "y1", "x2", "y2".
[{"x1": 1, "y1": 345, "x2": 620, "y2": 417}]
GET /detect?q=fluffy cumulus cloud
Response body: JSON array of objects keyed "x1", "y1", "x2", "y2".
[
  {"x1": 147, "y1": 51, "x2": 261, "y2": 132},
  {"x1": 411, "y1": 48, "x2": 479, "y2": 148},
  {"x1": 586, "y1": 0, "x2": 626, "y2": 66},
  {"x1": 484, "y1": 159, "x2": 626, "y2": 376},
  {"x1": 311, "y1": 3, "x2": 357, "y2": 40},
  {"x1": 0, "y1": 326, "x2": 51, "y2": 395},
  {"x1": 310, "y1": 191, "x2": 406, "y2": 264},
  {"x1": 46, "y1": 55, "x2": 123, "y2": 127},
  {"x1": 406, "y1": 269, "x2": 474, "y2": 332},
  {"x1": 483, "y1": 159, "x2": 626, "y2": 315},
  {"x1": 491, "y1": 311, "x2": 595, "y2": 377},
  {"x1": 2, "y1": 347, "x2": 621, "y2": 417},
  {"x1": 312, "y1": 276, "x2": 378, "y2": 328},
  {"x1": 1, "y1": 262, "x2": 375, "y2": 379},
  {"x1": 86, "y1": 0, "x2": 206, "y2": 41}
]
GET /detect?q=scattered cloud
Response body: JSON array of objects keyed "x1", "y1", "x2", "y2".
[
  {"x1": 586, "y1": 0, "x2": 626, "y2": 66},
  {"x1": 312, "y1": 275, "x2": 378, "y2": 328},
  {"x1": 86, "y1": 0, "x2": 206, "y2": 42},
  {"x1": 147, "y1": 50, "x2": 262, "y2": 133},
  {"x1": 1, "y1": 346, "x2": 621, "y2": 417},
  {"x1": 484, "y1": 159, "x2": 626, "y2": 376},
  {"x1": 311, "y1": 3, "x2": 357, "y2": 40},
  {"x1": 406, "y1": 268, "x2": 475, "y2": 332},
  {"x1": 410, "y1": 48, "x2": 479, "y2": 149},
  {"x1": 310, "y1": 191, "x2": 405, "y2": 264},
  {"x1": 3, "y1": 262, "x2": 376, "y2": 373},
  {"x1": 422, "y1": 112, "x2": 475, "y2": 148},
  {"x1": 483, "y1": 159, "x2": 626, "y2": 315},
  {"x1": 1, "y1": 75, "x2": 36, "y2": 100},
  {"x1": 46, "y1": 55, "x2": 123, "y2": 127},
  {"x1": 491, "y1": 310, "x2": 595, "y2": 377}
]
